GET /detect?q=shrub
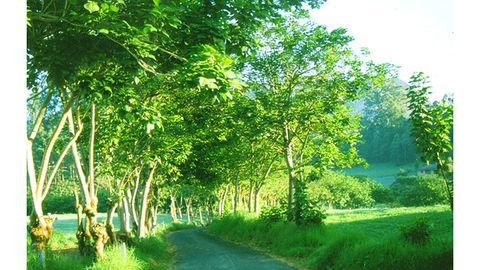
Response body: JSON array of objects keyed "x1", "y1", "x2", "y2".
[
  {"x1": 307, "y1": 171, "x2": 374, "y2": 209},
  {"x1": 391, "y1": 175, "x2": 448, "y2": 206},
  {"x1": 356, "y1": 176, "x2": 394, "y2": 204},
  {"x1": 294, "y1": 182, "x2": 326, "y2": 225},
  {"x1": 300, "y1": 200, "x2": 326, "y2": 225},
  {"x1": 260, "y1": 187, "x2": 326, "y2": 226},
  {"x1": 400, "y1": 217, "x2": 432, "y2": 245},
  {"x1": 260, "y1": 205, "x2": 286, "y2": 224}
]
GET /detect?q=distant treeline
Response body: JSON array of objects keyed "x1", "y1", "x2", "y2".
[{"x1": 356, "y1": 78, "x2": 417, "y2": 164}]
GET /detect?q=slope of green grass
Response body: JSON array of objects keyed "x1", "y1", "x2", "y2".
[
  {"x1": 207, "y1": 205, "x2": 452, "y2": 270},
  {"x1": 339, "y1": 162, "x2": 417, "y2": 185}
]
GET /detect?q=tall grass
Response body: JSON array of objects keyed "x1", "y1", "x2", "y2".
[
  {"x1": 207, "y1": 206, "x2": 452, "y2": 270},
  {"x1": 86, "y1": 245, "x2": 145, "y2": 270}
]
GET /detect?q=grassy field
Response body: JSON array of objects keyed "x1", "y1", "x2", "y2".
[
  {"x1": 339, "y1": 162, "x2": 417, "y2": 186},
  {"x1": 207, "y1": 205, "x2": 453, "y2": 270}
]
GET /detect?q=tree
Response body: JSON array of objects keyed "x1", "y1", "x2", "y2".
[
  {"x1": 407, "y1": 72, "x2": 453, "y2": 210},
  {"x1": 244, "y1": 17, "x2": 387, "y2": 223}
]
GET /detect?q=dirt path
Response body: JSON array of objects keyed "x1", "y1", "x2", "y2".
[{"x1": 168, "y1": 228, "x2": 295, "y2": 270}]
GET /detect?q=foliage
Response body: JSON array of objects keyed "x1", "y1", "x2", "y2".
[
  {"x1": 407, "y1": 73, "x2": 453, "y2": 169},
  {"x1": 299, "y1": 200, "x2": 326, "y2": 225},
  {"x1": 358, "y1": 73, "x2": 417, "y2": 164},
  {"x1": 260, "y1": 187, "x2": 325, "y2": 225},
  {"x1": 260, "y1": 205, "x2": 287, "y2": 224},
  {"x1": 307, "y1": 171, "x2": 374, "y2": 209},
  {"x1": 294, "y1": 182, "x2": 327, "y2": 225},
  {"x1": 390, "y1": 175, "x2": 448, "y2": 206},
  {"x1": 407, "y1": 72, "x2": 453, "y2": 209},
  {"x1": 400, "y1": 217, "x2": 432, "y2": 245},
  {"x1": 356, "y1": 176, "x2": 394, "y2": 204}
]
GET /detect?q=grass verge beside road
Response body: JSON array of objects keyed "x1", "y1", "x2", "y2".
[
  {"x1": 207, "y1": 206, "x2": 452, "y2": 270},
  {"x1": 27, "y1": 222, "x2": 194, "y2": 270}
]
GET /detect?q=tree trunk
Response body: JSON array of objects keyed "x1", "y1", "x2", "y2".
[
  {"x1": 234, "y1": 171, "x2": 240, "y2": 213},
  {"x1": 254, "y1": 187, "x2": 261, "y2": 215},
  {"x1": 117, "y1": 196, "x2": 132, "y2": 244},
  {"x1": 29, "y1": 213, "x2": 54, "y2": 269},
  {"x1": 170, "y1": 195, "x2": 178, "y2": 222},
  {"x1": 137, "y1": 162, "x2": 157, "y2": 238},
  {"x1": 128, "y1": 182, "x2": 139, "y2": 232},
  {"x1": 186, "y1": 198, "x2": 192, "y2": 224},
  {"x1": 106, "y1": 203, "x2": 118, "y2": 246},
  {"x1": 205, "y1": 207, "x2": 211, "y2": 224},
  {"x1": 219, "y1": 184, "x2": 229, "y2": 216},
  {"x1": 437, "y1": 157, "x2": 454, "y2": 211},
  {"x1": 198, "y1": 207, "x2": 204, "y2": 225},
  {"x1": 152, "y1": 205, "x2": 158, "y2": 230},
  {"x1": 284, "y1": 139, "x2": 296, "y2": 221},
  {"x1": 118, "y1": 197, "x2": 131, "y2": 233},
  {"x1": 248, "y1": 181, "x2": 254, "y2": 213},
  {"x1": 177, "y1": 197, "x2": 183, "y2": 221}
]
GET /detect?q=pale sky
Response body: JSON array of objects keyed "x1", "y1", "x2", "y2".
[{"x1": 310, "y1": 0, "x2": 453, "y2": 100}]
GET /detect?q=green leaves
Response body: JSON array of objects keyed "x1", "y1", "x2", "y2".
[
  {"x1": 147, "y1": 123, "x2": 155, "y2": 134},
  {"x1": 199, "y1": 77, "x2": 218, "y2": 90},
  {"x1": 84, "y1": 1, "x2": 100, "y2": 13},
  {"x1": 407, "y1": 72, "x2": 453, "y2": 174}
]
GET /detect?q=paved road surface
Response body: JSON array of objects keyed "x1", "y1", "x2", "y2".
[{"x1": 169, "y1": 228, "x2": 295, "y2": 270}]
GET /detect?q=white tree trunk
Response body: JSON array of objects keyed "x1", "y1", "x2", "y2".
[{"x1": 137, "y1": 162, "x2": 157, "y2": 238}]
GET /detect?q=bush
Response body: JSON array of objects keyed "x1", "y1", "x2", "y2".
[
  {"x1": 294, "y1": 182, "x2": 326, "y2": 225},
  {"x1": 391, "y1": 175, "x2": 448, "y2": 206},
  {"x1": 260, "y1": 205, "x2": 286, "y2": 224},
  {"x1": 307, "y1": 171, "x2": 374, "y2": 209},
  {"x1": 356, "y1": 176, "x2": 394, "y2": 204},
  {"x1": 300, "y1": 200, "x2": 326, "y2": 225},
  {"x1": 259, "y1": 195, "x2": 325, "y2": 226},
  {"x1": 400, "y1": 217, "x2": 432, "y2": 245}
]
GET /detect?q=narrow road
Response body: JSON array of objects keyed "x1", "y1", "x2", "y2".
[{"x1": 168, "y1": 228, "x2": 295, "y2": 270}]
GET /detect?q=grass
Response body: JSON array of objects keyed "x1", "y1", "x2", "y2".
[
  {"x1": 27, "y1": 221, "x2": 195, "y2": 270},
  {"x1": 207, "y1": 205, "x2": 452, "y2": 270},
  {"x1": 339, "y1": 162, "x2": 417, "y2": 186}
]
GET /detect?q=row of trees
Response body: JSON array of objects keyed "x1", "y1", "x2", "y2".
[
  {"x1": 27, "y1": 0, "x2": 331, "y2": 261},
  {"x1": 26, "y1": 0, "x2": 453, "y2": 265}
]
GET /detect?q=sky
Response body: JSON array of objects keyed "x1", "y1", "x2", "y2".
[{"x1": 310, "y1": 0, "x2": 453, "y2": 100}]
